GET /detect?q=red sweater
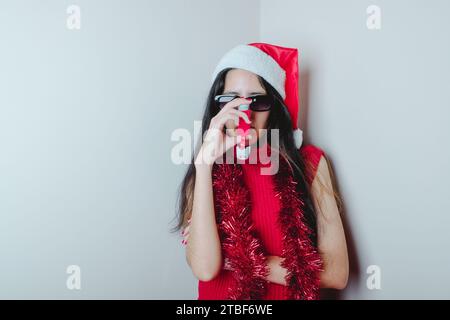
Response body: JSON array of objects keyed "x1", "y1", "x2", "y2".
[{"x1": 198, "y1": 143, "x2": 325, "y2": 300}]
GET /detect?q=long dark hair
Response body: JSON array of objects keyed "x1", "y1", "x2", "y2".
[{"x1": 171, "y1": 68, "x2": 325, "y2": 245}]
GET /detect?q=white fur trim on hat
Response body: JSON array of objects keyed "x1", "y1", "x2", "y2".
[
  {"x1": 293, "y1": 128, "x2": 303, "y2": 149},
  {"x1": 211, "y1": 45, "x2": 286, "y2": 99}
]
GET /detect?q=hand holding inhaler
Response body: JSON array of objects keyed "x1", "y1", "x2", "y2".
[
  {"x1": 236, "y1": 103, "x2": 252, "y2": 160},
  {"x1": 195, "y1": 97, "x2": 251, "y2": 166}
]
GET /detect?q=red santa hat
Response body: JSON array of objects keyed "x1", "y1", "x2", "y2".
[{"x1": 211, "y1": 42, "x2": 303, "y2": 148}]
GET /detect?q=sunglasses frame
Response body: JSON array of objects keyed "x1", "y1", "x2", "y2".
[{"x1": 214, "y1": 94, "x2": 272, "y2": 112}]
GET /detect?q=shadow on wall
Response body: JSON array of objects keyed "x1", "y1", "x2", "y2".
[{"x1": 299, "y1": 69, "x2": 361, "y2": 300}]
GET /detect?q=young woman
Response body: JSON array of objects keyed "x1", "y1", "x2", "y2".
[{"x1": 173, "y1": 43, "x2": 348, "y2": 300}]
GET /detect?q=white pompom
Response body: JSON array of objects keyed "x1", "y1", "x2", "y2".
[{"x1": 293, "y1": 128, "x2": 303, "y2": 149}]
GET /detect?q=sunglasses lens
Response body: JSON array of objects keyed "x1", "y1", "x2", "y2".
[
  {"x1": 215, "y1": 95, "x2": 238, "y2": 108},
  {"x1": 249, "y1": 95, "x2": 271, "y2": 111},
  {"x1": 215, "y1": 95, "x2": 272, "y2": 111}
]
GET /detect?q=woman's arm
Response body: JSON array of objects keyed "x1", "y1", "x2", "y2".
[
  {"x1": 183, "y1": 97, "x2": 252, "y2": 282},
  {"x1": 313, "y1": 155, "x2": 348, "y2": 289},
  {"x1": 263, "y1": 156, "x2": 349, "y2": 289},
  {"x1": 185, "y1": 163, "x2": 222, "y2": 282}
]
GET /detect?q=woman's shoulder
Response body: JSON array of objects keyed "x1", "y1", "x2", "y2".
[
  {"x1": 299, "y1": 144, "x2": 326, "y2": 184},
  {"x1": 300, "y1": 144, "x2": 325, "y2": 163}
]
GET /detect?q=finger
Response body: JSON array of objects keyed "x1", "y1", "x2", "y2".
[
  {"x1": 213, "y1": 113, "x2": 239, "y2": 130},
  {"x1": 223, "y1": 134, "x2": 241, "y2": 151},
  {"x1": 224, "y1": 120, "x2": 238, "y2": 136},
  {"x1": 227, "y1": 109, "x2": 251, "y2": 124},
  {"x1": 219, "y1": 110, "x2": 251, "y2": 132},
  {"x1": 223, "y1": 258, "x2": 231, "y2": 270},
  {"x1": 181, "y1": 223, "x2": 188, "y2": 233}
]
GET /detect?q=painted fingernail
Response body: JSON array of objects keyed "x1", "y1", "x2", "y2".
[{"x1": 181, "y1": 230, "x2": 185, "y2": 236}]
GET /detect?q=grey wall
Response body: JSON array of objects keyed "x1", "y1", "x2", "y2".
[{"x1": 0, "y1": 0, "x2": 448, "y2": 299}]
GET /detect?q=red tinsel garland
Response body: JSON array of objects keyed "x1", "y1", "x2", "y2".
[
  {"x1": 212, "y1": 162, "x2": 269, "y2": 299},
  {"x1": 212, "y1": 154, "x2": 323, "y2": 300}
]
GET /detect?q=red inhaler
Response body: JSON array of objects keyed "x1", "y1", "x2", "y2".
[{"x1": 236, "y1": 104, "x2": 251, "y2": 160}]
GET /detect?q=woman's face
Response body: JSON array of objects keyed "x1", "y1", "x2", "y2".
[{"x1": 222, "y1": 68, "x2": 270, "y2": 146}]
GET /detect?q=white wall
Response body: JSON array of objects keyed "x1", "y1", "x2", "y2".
[
  {"x1": 1, "y1": 0, "x2": 448, "y2": 299},
  {"x1": 260, "y1": 0, "x2": 450, "y2": 299},
  {"x1": 0, "y1": 0, "x2": 259, "y2": 299}
]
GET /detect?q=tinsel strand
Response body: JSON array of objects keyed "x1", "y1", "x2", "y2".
[
  {"x1": 273, "y1": 157, "x2": 323, "y2": 300},
  {"x1": 212, "y1": 163, "x2": 269, "y2": 299}
]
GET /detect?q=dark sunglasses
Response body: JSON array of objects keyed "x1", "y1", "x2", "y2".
[{"x1": 214, "y1": 94, "x2": 272, "y2": 112}]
